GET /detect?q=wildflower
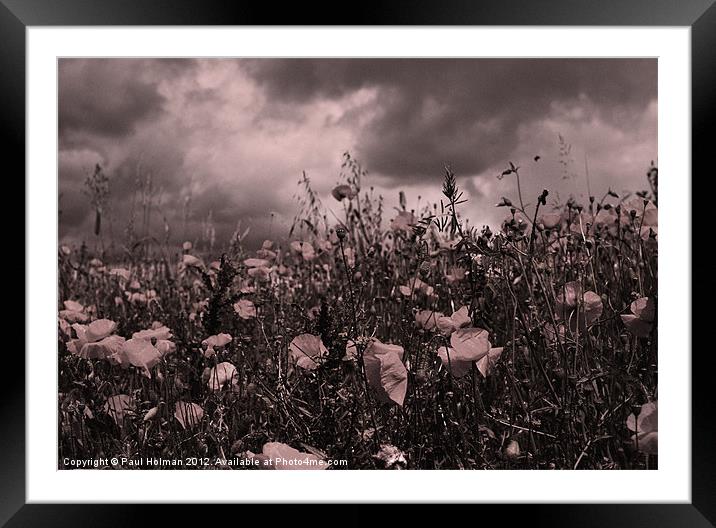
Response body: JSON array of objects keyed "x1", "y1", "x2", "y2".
[
  {"x1": 398, "y1": 277, "x2": 435, "y2": 299},
  {"x1": 626, "y1": 401, "x2": 657, "y2": 454},
  {"x1": 174, "y1": 401, "x2": 204, "y2": 430},
  {"x1": 538, "y1": 212, "x2": 562, "y2": 230},
  {"x1": 132, "y1": 322, "x2": 173, "y2": 342},
  {"x1": 59, "y1": 300, "x2": 89, "y2": 323},
  {"x1": 436, "y1": 306, "x2": 472, "y2": 335},
  {"x1": 445, "y1": 266, "x2": 466, "y2": 284},
  {"x1": 111, "y1": 338, "x2": 162, "y2": 378},
  {"x1": 436, "y1": 327, "x2": 492, "y2": 378},
  {"x1": 391, "y1": 211, "x2": 416, "y2": 233},
  {"x1": 555, "y1": 281, "x2": 603, "y2": 331},
  {"x1": 233, "y1": 299, "x2": 257, "y2": 319},
  {"x1": 201, "y1": 333, "x2": 233, "y2": 358},
  {"x1": 244, "y1": 258, "x2": 270, "y2": 268},
  {"x1": 108, "y1": 267, "x2": 131, "y2": 281},
  {"x1": 207, "y1": 362, "x2": 238, "y2": 392},
  {"x1": 503, "y1": 440, "x2": 521, "y2": 460},
  {"x1": 288, "y1": 334, "x2": 328, "y2": 371},
  {"x1": 476, "y1": 346, "x2": 504, "y2": 377},
  {"x1": 363, "y1": 338, "x2": 407, "y2": 406},
  {"x1": 104, "y1": 394, "x2": 134, "y2": 427},
  {"x1": 415, "y1": 310, "x2": 444, "y2": 331},
  {"x1": 248, "y1": 265, "x2": 272, "y2": 281},
  {"x1": 621, "y1": 297, "x2": 655, "y2": 338},
  {"x1": 373, "y1": 444, "x2": 407, "y2": 469},
  {"x1": 260, "y1": 442, "x2": 327, "y2": 470}
]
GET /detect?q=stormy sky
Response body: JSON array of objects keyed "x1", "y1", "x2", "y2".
[{"x1": 58, "y1": 58, "x2": 657, "y2": 250}]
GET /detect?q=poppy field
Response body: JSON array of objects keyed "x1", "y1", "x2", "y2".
[{"x1": 58, "y1": 158, "x2": 658, "y2": 470}]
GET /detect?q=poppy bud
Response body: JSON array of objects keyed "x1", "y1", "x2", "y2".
[
  {"x1": 336, "y1": 226, "x2": 347, "y2": 240},
  {"x1": 418, "y1": 261, "x2": 431, "y2": 278}
]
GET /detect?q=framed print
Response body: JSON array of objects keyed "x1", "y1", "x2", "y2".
[{"x1": 5, "y1": 0, "x2": 714, "y2": 524}]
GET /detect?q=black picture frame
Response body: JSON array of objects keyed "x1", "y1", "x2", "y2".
[{"x1": 4, "y1": 0, "x2": 713, "y2": 525}]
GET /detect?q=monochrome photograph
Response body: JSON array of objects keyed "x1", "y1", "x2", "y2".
[{"x1": 57, "y1": 58, "x2": 658, "y2": 470}]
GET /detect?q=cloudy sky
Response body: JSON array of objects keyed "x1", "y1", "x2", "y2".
[{"x1": 59, "y1": 58, "x2": 657, "y2": 250}]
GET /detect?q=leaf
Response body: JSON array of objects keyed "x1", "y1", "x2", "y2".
[
  {"x1": 450, "y1": 327, "x2": 491, "y2": 362},
  {"x1": 288, "y1": 334, "x2": 328, "y2": 371},
  {"x1": 174, "y1": 401, "x2": 204, "y2": 430}
]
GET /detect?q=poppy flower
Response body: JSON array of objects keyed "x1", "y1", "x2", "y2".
[
  {"x1": 436, "y1": 327, "x2": 492, "y2": 378},
  {"x1": 539, "y1": 212, "x2": 562, "y2": 229},
  {"x1": 391, "y1": 211, "x2": 416, "y2": 232},
  {"x1": 174, "y1": 401, "x2": 204, "y2": 430},
  {"x1": 201, "y1": 333, "x2": 233, "y2": 358},
  {"x1": 207, "y1": 362, "x2": 238, "y2": 392},
  {"x1": 555, "y1": 281, "x2": 603, "y2": 331},
  {"x1": 111, "y1": 338, "x2": 162, "y2": 378},
  {"x1": 288, "y1": 334, "x2": 328, "y2": 371},
  {"x1": 476, "y1": 347, "x2": 504, "y2": 377},
  {"x1": 621, "y1": 297, "x2": 655, "y2": 338},
  {"x1": 415, "y1": 310, "x2": 444, "y2": 331},
  {"x1": 59, "y1": 300, "x2": 89, "y2": 323},
  {"x1": 248, "y1": 265, "x2": 272, "y2": 281},
  {"x1": 260, "y1": 442, "x2": 327, "y2": 470},
  {"x1": 244, "y1": 258, "x2": 270, "y2": 268},
  {"x1": 363, "y1": 338, "x2": 407, "y2": 406},
  {"x1": 132, "y1": 323, "x2": 173, "y2": 342},
  {"x1": 108, "y1": 268, "x2": 131, "y2": 281},
  {"x1": 445, "y1": 266, "x2": 466, "y2": 284},
  {"x1": 398, "y1": 277, "x2": 435, "y2": 299},
  {"x1": 104, "y1": 394, "x2": 134, "y2": 427},
  {"x1": 234, "y1": 299, "x2": 257, "y2": 319},
  {"x1": 373, "y1": 444, "x2": 407, "y2": 469},
  {"x1": 290, "y1": 240, "x2": 316, "y2": 261},
  {"x1": 626, "y1": 401, "x2": 657, "y2": 454},
  {"x1": 436, "y1": 306, "x2": 472, "y2": 335}
]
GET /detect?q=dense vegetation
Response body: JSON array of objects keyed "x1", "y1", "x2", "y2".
[{"x1": 58, "y1": 155, "x2": 658, "y2": 469}]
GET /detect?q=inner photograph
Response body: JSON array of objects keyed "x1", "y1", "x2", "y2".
[{"x1": 57, "y1": 58, "x2": 658, "y2": 470}]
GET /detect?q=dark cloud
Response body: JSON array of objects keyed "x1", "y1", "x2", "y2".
[
  {"x1": 245, "y1": 59, "x2": 656, "y2": 182},
  {"x1": 58, "y1": 58, "x2": 657, "y2": 251},
  {"x1": 59, "y1": 59, "x2": 171, "y2": 148}
]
